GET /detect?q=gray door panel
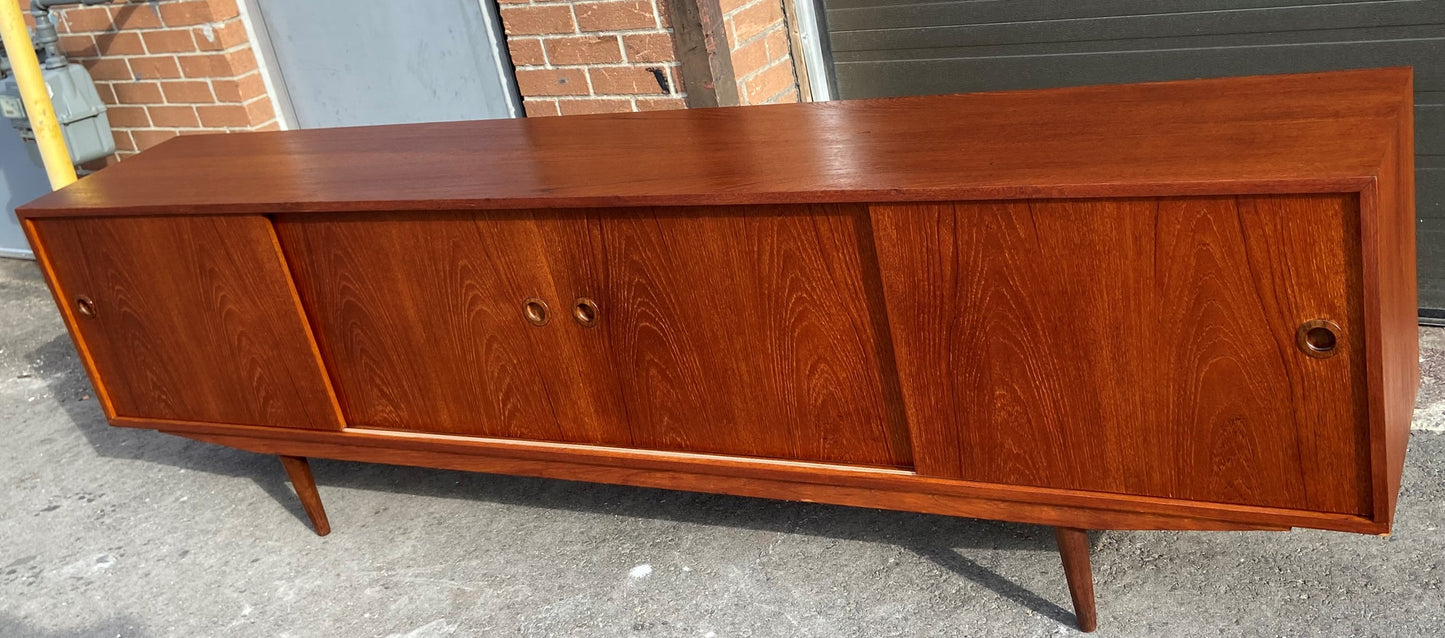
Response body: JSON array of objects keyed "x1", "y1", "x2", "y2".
[{"x1": 253, "y1": 0, "x2": 518, "y2": 128}]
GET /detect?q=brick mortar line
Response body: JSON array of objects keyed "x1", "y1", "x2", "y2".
[
  {"x1": 65, "y1": 19, "x2": 246, "y2": 34},
  {"x1": 511, "y1": 25, "x2": 675, "y2": 37},
  {"x1": 528, "y1": 31, "x2": 671, "y2": 40},
  {"x1": 523, "y1": 92, "x2": 688, "y2": 106},
  {"x1": 720, "y1": 0, "x2": 768, "y2": 21},
  {"x1": 734, "y1": 54, "x2": 789, "y2": 84},
  {"x1": 762, "y1": 84, "x2": 796, "y2": 104},
  {"x1": 531, "y1": 33, "x2": 628, "y2": 67},
  {"x1": 99, "y1": 69, "x2": 271, "y2": 85},
  {"x1": 578, "y1": 7, "x2": 598, "y2": 96},
  {"x1": 728, "y1": 19, "x2": 784, "y2": 54},
  {"x1": 122, "y1": 100, "x2": 270, "y2": 119},
  {"x1": 126, "y1": 39, "x2": 256, "y2": 58},
  {"x1": 511, "y1": 34, "x2": 550, "y2": 68},
  {"x1": 551, "y1": 95, "x2": 684, "y2": 101},
  {"x1": 118, "y1": 124, "x2": 264, "y2": 133},
  {"x1": 71, "y1": 38, "x2": 255, "y2": 58},
  {"x1": 518, "y1": 61, "x2": 680, "y2": 70},
  {"x1": 571, "y1": 90, "x2": 678, "y2": 97},
  {"x1": 63, "y1": 24, "x2": 248, "y2": 47},
  {"x1": 110, "y1": 75, "x2": 265, "y2": 107},
  {"x1": 523, "y1": 29, "x2": 676, "y2": 66},
  {"x1": 163, "y1": 80, "x2": 214, "y2": 105}
]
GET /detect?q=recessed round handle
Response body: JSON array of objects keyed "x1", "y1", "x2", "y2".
[
  {"x1": 75, "y1": 296, "x2": 96, "y2": 318},
  {"x1": 1296, "y1": 319, "x2": 1341, "y2": 358},
  {"x1": 521, "y1": 297, "x2": 550, "y2": 326},
  {"x1": 573, "y1": 297, "x2": 599, "y2": 327}
]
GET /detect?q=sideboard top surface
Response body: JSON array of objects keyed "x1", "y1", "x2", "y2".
[{"x1": 18, "y1": 67, "x2": 1411, "y2": 219}]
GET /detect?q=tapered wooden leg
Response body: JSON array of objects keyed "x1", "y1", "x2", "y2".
[
  {"x1": 1055, "y1": 527, "x2": 1097, "y2": 632},
  {"x1": 279, "y1": 456, "x2": 330, "y2": 536}
]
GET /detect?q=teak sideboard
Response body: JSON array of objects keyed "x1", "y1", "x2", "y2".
[{"x1": 19, "y1": 68, "x2": 1419, "y2": 631}]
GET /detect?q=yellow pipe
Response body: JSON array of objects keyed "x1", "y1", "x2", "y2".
[{"x1": 0, "y1": 3, "x2": 76, "y2": 189}]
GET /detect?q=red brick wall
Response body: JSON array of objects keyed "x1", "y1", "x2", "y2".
[
  {"x1": 499, "y1": 0, "x2": 802, "y2": 116},
  {"x1": 30, "y1": 0, "x2": 802, "y2": 151},
  {"x1": 720, "y1": 0, "x2": 797, "y2": 104},
  {"x1": 30, "y1": 0, "x2": 277, "y2": 165},
  {"x1": 499, "y1": 0, "x2": 688, "y2": 116}
]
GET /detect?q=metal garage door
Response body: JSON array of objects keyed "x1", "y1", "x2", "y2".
[{"x1": 821, "y1": 0, "x2": 1445, "y2": 320}]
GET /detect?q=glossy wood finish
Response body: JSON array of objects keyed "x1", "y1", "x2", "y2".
[
  {"x1": 16, "y1": 71, "x2": 1421, "y2": 632},
  {"x1": 872, "y1": 195, "x2": 1372, "y2": 515},
  {"x1": 279, "y1": 455, "x2": 330, "y2": 536},
  {"x1": 1055, "y1": 527, "x2": 1097, "y2": 632},
  {"x1": 277, "y1": 205, "x2": 912, "y2": 466},
  {"x1": 15, "y1": 68, "x2": 1410, "y2": 219},
  {"x1": 275, "y1": 211, "x2": 633, "y2": 444},
  {"x1": 543, "y1": 205, "x2": 910, "y2": 465},
  {"x1": 28, "y1": 215, "x2": 342, "y2": 429},
  {"x1": 1365, "y1": 78, "x2": 1420, "y2": 525}
]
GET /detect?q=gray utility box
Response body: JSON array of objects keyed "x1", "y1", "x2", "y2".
[{"x1": 0, "y1": 63, "x2": 114, "y2": 165}]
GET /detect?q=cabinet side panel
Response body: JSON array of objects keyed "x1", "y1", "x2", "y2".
[
  {"x1": 1370, "y1": 94, "x2": 1420, "y2": 525},
  {"x1": 30, "y1": 216, "x2": 343, "y2": 430},
  {"x1": 872, "y1": 196, "x2": 1370, "y2": 514}
]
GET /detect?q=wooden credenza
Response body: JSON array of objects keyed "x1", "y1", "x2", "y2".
[{"x1": 19, "y1": 68, "x2": 1419, "y2": 631}]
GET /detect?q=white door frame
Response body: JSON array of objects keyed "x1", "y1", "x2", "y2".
[
  {"x1": 236, "y1": 0, "x2": 297, "y2": 129},
  {"x1": 788, "y1": 0, "x2": 834, "y2": 101}
]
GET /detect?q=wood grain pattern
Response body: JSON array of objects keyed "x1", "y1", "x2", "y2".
[
  {"x1": 279, "y1": 206, "x2": 911, "y2": 467},
  {"x1": 556, "y1": 205, "x2": 911, "y2": 466},
  {"x1": 1364, "y1": 80, "x2": 1420, "y2": 524},
  {"x1": 279, "y1": 456, "x2": 330, "y2": 536},
  {"x1": 1233, "y1": 196, "x2": 1372, "y2": 515},
  {"x1": 1055, "y1": 527, "x2": 1097, "y2": 632},
  {"x1": 872, "y1": 195, "x2": 1371, "y2": 514},
  {"x1": 16, "y1": 69, "x2": 1410, "y2": 219},
  {"x1": 18, "y1": 69, "x2": 1418, "y2": 549},
  {"x1": 30, "y1": 215, "x2": 342, "y2": 429},
  {"x1": 274, "y1": 211, "x2": 632, "y2": 444}
]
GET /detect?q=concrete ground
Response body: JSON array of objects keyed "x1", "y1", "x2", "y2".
[{"x1": 0, "y1": 255, "x2": 1442, "y2": 638}]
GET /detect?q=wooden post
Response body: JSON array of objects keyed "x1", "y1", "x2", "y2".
[
  {"x1": 279, "y1": 456, "x2": 331, "y2": 536},
  {"x1": 1055, "y1": 527, "x2": 1097, "y2": 632},
  {"x1": 662, "y1": 0, "x2": 739, "y2": 107}
]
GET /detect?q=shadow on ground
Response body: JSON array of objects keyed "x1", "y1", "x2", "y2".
[
  {"x1": 0, "y1": 614, "x2": 148, "y2": 638},
  {"x1": 27, "y1": 332, "x2": 1083, "y2": 627}
]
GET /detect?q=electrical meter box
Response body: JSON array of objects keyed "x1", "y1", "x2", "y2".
[{"x1": 0, "y1": 63, "x2": 114, "y2": 165}]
